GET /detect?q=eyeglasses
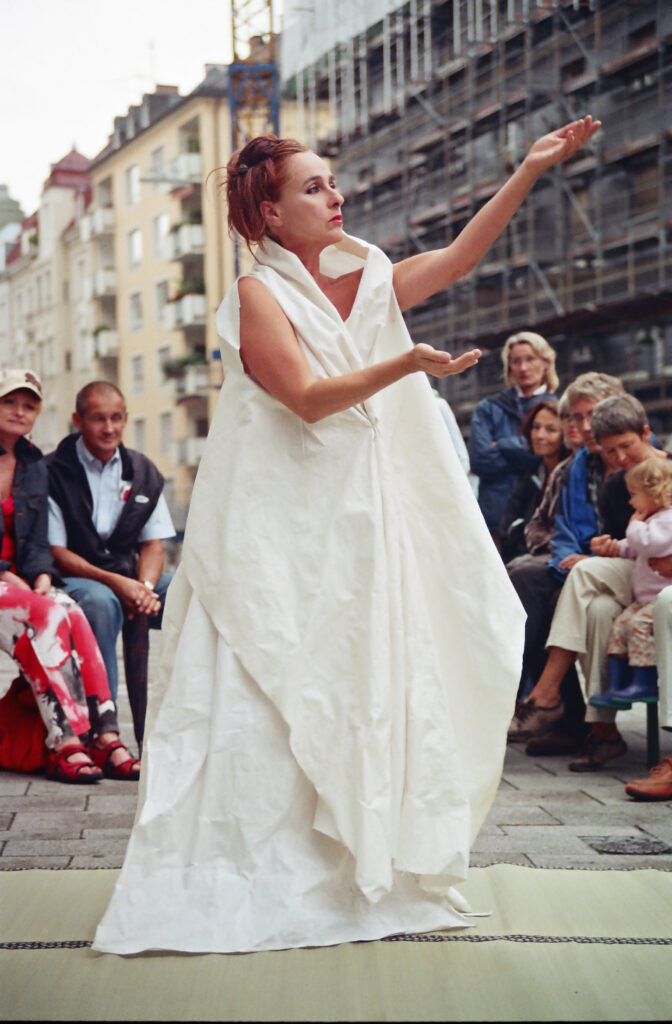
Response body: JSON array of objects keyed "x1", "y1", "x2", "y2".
[{"x1": 567, "y1": 413, "x2": 593, "y2": 427}]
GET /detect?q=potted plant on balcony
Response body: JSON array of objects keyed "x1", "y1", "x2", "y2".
[{"x1": 161, "y1": 352, "x2": 208, "y2": 379}]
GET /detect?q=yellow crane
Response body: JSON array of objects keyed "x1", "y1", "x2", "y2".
[{"x1": 229, "y1": 0, "x2": 279, "y2": 151}]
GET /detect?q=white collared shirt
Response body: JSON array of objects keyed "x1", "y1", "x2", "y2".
[{"x1": 48, "y1": 436, "x2": 175, "y2": 546}]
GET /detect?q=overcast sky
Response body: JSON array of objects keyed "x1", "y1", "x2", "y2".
[{"x1": 3, "y1": 0, "x2": 283, "y2": 216}]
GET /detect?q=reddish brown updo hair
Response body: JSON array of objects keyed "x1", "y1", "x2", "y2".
[{"x1": 225, "y1": 134, "x2": 309, "y2": 249}]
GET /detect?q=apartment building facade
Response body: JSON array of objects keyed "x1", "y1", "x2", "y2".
[
  {"x1": 282, "y1": 0, "x2": 672, "y2": 438},
  {"x1": 83, "y1": 70, "x2": 236, "y2": 527}
]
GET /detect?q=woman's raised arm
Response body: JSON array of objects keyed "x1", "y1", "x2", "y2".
[
  {"x1": 239, "y1": 277, "x2": 480, "y2": 423},
  {"x1": 392, "y1": 116, "x2": 601, "y2": 312}
]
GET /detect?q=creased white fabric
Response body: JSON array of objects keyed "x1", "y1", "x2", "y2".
[{"x1": 94, "y1": 234, "x2": 525, "y2": 955}]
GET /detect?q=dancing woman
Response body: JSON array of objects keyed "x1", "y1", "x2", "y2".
[{"x1": 95, "y1": 117, "x2": 599, "y2": 953}]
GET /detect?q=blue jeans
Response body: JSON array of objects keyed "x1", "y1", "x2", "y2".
[{"x1": 61, "y1": 573, "x2": 172, "y2": 701}]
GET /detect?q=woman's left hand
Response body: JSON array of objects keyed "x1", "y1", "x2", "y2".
[
  {"x1": 411, "y1": 344, "x2": 481, "y2": 378},
  {"x1": 32, "y1": 573, "x2": 52, "y2": 595},
  {"x1": 523, "y1": 116, "x2": 601, "y2": 177}
]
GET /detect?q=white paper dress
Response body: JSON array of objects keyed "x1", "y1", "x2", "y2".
[{"x1": 93, "y1": 235, "x2": 525, "y2": 955}]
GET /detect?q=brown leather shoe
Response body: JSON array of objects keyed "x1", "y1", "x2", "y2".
[
  {"x1": 568, "y1": 731, "x2": 627, "y2": 772},
  {"x1": 507, "y1": 699, "x2": 564, "y2": 742},
  {"x1": 625, "y1": 756, "x2": 672, "y2": 801}
]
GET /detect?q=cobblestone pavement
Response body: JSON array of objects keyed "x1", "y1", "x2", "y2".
[{"x1": 0, "y1": 636, "x2": 670, "y2": 871}]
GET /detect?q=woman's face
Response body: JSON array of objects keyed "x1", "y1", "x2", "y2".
[
  {"x1": 262, "y1": 151, "x2": 344, "y2": 250},
  {"x1": 0, "y1": 389, "x2": 41, "y2": 440},
  {"x1": 529, "y1": 406, "x2": 563, "y2": 459},
  {"x1": 509, "y1": 343, "x2": 548, "y2": 395}
]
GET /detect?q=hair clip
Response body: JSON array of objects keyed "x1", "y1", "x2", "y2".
[{"x1": 238, "y1": 163, "x2": 249, "y2": 176}]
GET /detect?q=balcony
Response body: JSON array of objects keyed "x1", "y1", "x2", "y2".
[
  {"x1": 173, "y1": 435, "x2": 207, "y2": 467},
  {"x1": 81, "y1": 207, "x2": 115, "y2": 242},
  {"x1": 170, "y1": 223, "x2": 204, "y2": 260},
  {"x1": 172, "y1": 152, "x2": 203, "y2": 184},
  {"x1": 90, "y1": 269, "x2": 116, "y2": 298},
  {"x1": 174, "y1": 362, "x2": 209, "y2": 401},
  {"x1": 166, "y1": 292, "x2": 206, "y2": 329},
  {"x1": 93, "y1": 328, "x2": 119, "y2": 358}
]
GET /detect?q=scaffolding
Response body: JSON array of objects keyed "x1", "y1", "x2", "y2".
[{"x1": 282, "y1": 0, "x2": 672, "y2": 435}]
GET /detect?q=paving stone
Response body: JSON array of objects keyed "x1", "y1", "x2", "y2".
[
  {"x1": 0, "y1": 857, "x2": 72, "y2": 869},
  {"x1": 526, "y1": 853, "x2": 672, "y2": 870},
  {"x1": 638, "y1": 821, "x2": 672, "y2": 845},
  {"x1": 490, "y1": 825, "x2": 622, "y2": 856},
  {"x1": 475, "y1": 822, "x2": 506, "y2": 837},
  {"x1": 0, "y1": 777, "x2": 32, "y2": 796},
  {"x1": 70, "y1": 855, "x2": 125, "y2": 869},
  {"x1": 0, "y1": 793, "x2": 88, "y2": 811},
  {"x1": 551, "y1": 806, "x2": 672, "y2": 827},
  {"x1": 0, "y1": 826, "x2": 83, "y2": 842},
  {"x1": 3, "y1": 837, "x2": 130, "y2": 857},
  {"x1": 9, "y1": 811, "x2": 136, "y2": 833},
  {"x1": 484, "y1": 806, "x2": 561, "y2": 826},
  {"x1": 81, "y1": 792, "x2": 139, "y2": 814},
  {"x1": 469, "y1": 853, "x2": 535, "y2": 868}
]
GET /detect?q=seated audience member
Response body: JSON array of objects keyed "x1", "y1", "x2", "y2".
[
  {"x1": 468, "y1": 331, "x2": 558, "y2": 545},
  {"x1": 509, "y1": 393, "x2": 667, "y2": 770},
  {"x1": 500, "y1": 399, "x2": 569, "y2": 563},
  {"x1": 46, "y1": 381, "x2": 175, "y2": 748},
  {"x1": 507, "y1": 372, "x2": 625, "y2": 747},
  {"x1": 0, "y1": 368, "x2": 138, "y2": 783},
  {"x1": 517, "y1": 391, "x2": 583, "y2": 563},
  {"x1": 593, "y1": 457, "x2": 672, "y2": 703}
]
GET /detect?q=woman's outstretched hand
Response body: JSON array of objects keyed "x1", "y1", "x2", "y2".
[
  {"x1": 410, "y1": 344, "x2": 481, "y2": 378},
  {"x1": 523, "y1": 115, "x2": 601, "y2": 177}
]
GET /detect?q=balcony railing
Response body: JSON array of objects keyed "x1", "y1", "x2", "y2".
[
  {"x1": 166, "y1": 293, "x2": 206, "y2": 329},
  {"x1": 170, "y1": 223, "x2": 204, "y2": 260},
  {"x1": 81, "y1": 207, "x2": 115, "y2": 242},
  {"x1": 172, "y1": 153, "x2": 203, "y2": 184},
  {"x1": 174, "y1": 363, "x2": 209, "y2": 400},
  {"x1": 90, "y1": 269, "x2": 116, "y2": 298},
  {"x1": 93, "y1": 328, "x2": 119, "y2": 358},
  {"x1": 173, "y1": 436, "x2": 207, "y2": 467}
]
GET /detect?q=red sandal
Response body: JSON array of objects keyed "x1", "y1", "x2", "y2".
[
  {"x1": 45, "y1": 743, "x2": 103, "y2": 785},
  {"x1": 90, "y1": 738, "x2": 141, "y2": 781}
]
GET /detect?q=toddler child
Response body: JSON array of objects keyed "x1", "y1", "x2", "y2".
[{"x1": 591, "y1": 457, "x2": 672, "y2": 706}]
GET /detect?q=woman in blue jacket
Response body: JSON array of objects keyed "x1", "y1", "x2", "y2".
[{"x1": 468, "y1": 331, "x2": 559, "y2": 543}]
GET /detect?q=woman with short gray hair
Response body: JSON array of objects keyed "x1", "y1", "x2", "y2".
[{"x1": 469, "y1": 330, "x2": 559, "y2": 545}]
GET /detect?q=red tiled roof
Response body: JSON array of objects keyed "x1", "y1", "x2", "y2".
[{"x1": 6, "y1": 239, "x2": 22, "y2": 264}]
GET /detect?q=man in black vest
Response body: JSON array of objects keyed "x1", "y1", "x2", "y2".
[{"x1": 46, "y1": 381, "x2": 174, "y2": 747}]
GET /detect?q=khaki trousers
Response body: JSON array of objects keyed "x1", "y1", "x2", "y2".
[{"x1": 546, "y1": 557, "x2": 634, "y2": 724}]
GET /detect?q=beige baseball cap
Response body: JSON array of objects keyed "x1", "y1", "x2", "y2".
[{"x1": 0, "y1": 369, "x2": 43, "y2": 401}]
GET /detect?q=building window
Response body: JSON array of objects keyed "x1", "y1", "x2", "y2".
[
  {"x1": 129, "y1": 292, "x2": 143, "y2": 332},
  {"x1": 159, "y1": 411, "x2": 173, "y2": 455},
  {"x1": 133, "y1": 417, "x2": 147, "y2": 453},
  {"x1": 127, "y1": 228, "x2": 142, "y2": 268},
  {"x1": 156, "y1": 344, "x2": 171, "y2": 385},
  {"x1": 131, "y1": 354, "x2": 145, "y2": 396},
  {"x1": 77, "y1": 259, "x2": 85, "y2": 300},
  {"x1": 150, "y1": 145, "x2": 166, "y2": 192},
  {"x1": 155, "y1": 279, "x2": 169, "y2": 324},
  {"x1": 152, "y1": 211, "x2": 171, "y2": 259},
  {"x1": 125, "y1": 163, "x2": 140, "y2": 205}
]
